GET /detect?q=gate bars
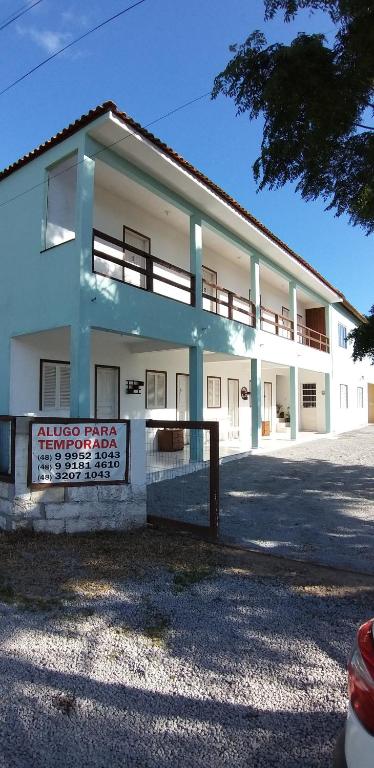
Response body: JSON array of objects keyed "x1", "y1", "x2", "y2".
[{"x1": 146, "y1": 419, "x2": 219, "y2": 536}]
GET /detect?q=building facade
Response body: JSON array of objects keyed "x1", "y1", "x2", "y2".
[{"x1": 1, "y1": 101, "x2": 373, "y2": 460}]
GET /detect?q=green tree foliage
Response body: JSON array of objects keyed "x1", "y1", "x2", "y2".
[
  {"x1": 349, "y1": 306, "x2": 374, "y2": 362},
  {"x1": 212, "y1": 0, "x2": 374, "y2": 233}
]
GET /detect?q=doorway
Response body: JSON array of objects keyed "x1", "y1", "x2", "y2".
[
  {"x1": 369, "y1": 384, "x2": 374, "y2": 424},
  {"x1": 263, "y1": 381, "x2": 272, "y2": 432},
  {"x1": 228, "y1": 378, "x2": 239, "y2": 440},
  {"x1": 95, "y1": 365, "x2": 120, "y2": 419},
  {"x1": 176, "y1": 373, "x2": 190, "y2": 445},
  {"x1": 176, "y1": 373, "x2": 189, "y2": 421}
]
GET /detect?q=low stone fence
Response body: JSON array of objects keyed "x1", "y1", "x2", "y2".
[{"x1": 0, "y1": 418, "x2": 146, "y2": 533}]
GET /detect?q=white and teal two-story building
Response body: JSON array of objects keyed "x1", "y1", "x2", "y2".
[{"x1": 1, "y1": 101, "x2": 373, "y2": 461}]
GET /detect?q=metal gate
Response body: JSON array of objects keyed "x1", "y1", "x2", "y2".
[{"x1": 146, "y1": 420, "x2": 219, "y2": 536}]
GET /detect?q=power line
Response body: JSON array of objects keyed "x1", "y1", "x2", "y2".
[
  {"x1": 0, "y1": 91, "x2": 211, "y2": 210},
  {"x1": 0, "y1": 0, "x2": 44, "y2": 32},
  {"x1": 0, "y1": 0, "x2": 148, "y2": 98}
]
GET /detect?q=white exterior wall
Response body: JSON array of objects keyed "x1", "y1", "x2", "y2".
[
  {"x1": 94, "y1": 185, "x2": 190, "y2": 272},
  {"x1": 330, "y1": 305, "x2": 373, "y2": 433},
  {"x1": 9, "y1": 306, "x2": 374, "y2": 442},
  {"x1": 203, "y1": 246, "x2": 251, "y2": 298},
  {"x1": 298, "y1": 369, "x2": 326, "y2": 432}
]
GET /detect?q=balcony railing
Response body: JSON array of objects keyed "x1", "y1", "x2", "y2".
[
  {"x1": 202, "y1": 280, "x2": 256, "y2": 326},
  {"x1": 297, "y1": 323, "x2": 330, "y2": 353},
  {"x1": 260, "y1": 304, "x2": 329, "y2": 352},
  {"x1": 92, "y1": 231, "x2": 330, "y2": 351},
  {"x1": 93, "y1": 229, "x2": 195, "y2": 305},
  {"x1": 260, "y1": 305, "x2": 294, "y2": 339}
]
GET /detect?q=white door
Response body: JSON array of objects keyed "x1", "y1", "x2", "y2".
[
  {"x1": 202, "y1": 266, "x2": 217, "y2": 313},
  {"x1": 300, "y1": 382, "x2": 317, "y2": 431},
  {"x1": 228, "y1": 379, "x2": 239, "y2": 439},
  {"x1": 176, "y1": 373, "x2": 189, "y2": 444},
  {"x1": 96, "y1": 367, "x2": 119, "y2": 419},
  {"x1": 263, "y1": 381, "x2": 272, "y2": 430},
  {"x1": 123, "y1": 227, "x2": 149, "y2": 289},
  {"x1": 176, "y1": 374, "x2": 189, "y2": 421}
]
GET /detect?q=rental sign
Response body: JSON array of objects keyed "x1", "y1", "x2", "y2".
[{"x1": 29, "y1": 420, "x2": 129, "y2": 488}]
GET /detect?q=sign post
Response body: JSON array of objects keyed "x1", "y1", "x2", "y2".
[{"x1": 28, "y1": 419, "x2": 129, "y2": 489}]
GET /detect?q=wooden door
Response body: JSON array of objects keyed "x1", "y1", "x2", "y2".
[{"x1": 305, "y1": 307, "x2": 326, "y2": 349}]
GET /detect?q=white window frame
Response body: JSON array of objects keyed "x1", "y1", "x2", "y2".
[
  {"x1": 338, "y1": 323, "x2": 348, "y2": 349},
  {"x1": 146, "y1": 370, "x2": 167, "y2": 409},
  {"x1": 44, "y1": 153, "x2": 77, "y2": 250},
  {"x1": 207, "y1": 376, "x2": 221, "y2": 408},
  {"x1": 40, "y1": 360, "x2": 70, "y2": 411},
  {"x1": 357, "y1": 387, "x2": 364, "y2": 409},
  {"x1": 302, "y1": 383, "x2": 317, "y2": 409},
  {"x1": 340, "y1": 384, "x2": 349, "y2": 409}
]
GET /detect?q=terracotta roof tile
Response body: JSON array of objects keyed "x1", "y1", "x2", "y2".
[{"x1": 1, "y1": 100, "x2": 366, "y2": 321}]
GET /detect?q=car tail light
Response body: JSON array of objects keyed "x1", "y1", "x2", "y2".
[{"x1": 348, "y1": 619, "x2": 374, "y2": 735}]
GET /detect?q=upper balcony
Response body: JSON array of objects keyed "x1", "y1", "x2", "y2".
[{"x1": 92, "y1": 159, "x2": 330, "y2": 353}]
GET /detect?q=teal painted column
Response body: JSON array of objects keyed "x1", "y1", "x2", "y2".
[
  {"x1": 251, "y1": 357, "x2": 262, "y2": 448},
  {"x1": 71, "y1": 145, "x2": 95, "y2": 419},
  {"x1": 77, "y1": 151, "x2": 95, "y2": 281},
  {"x1": 189, "y1": 345, "x2": 204, "y2": 461},
  {"x1": 290, "y1": 366, "x2": 299, "y2": 439},
  {"x1": 0, "y1": 339, "x2": 10, "y2": 413},
  {"x1": 70, "y1": 323, "x2": 91, "y2": 417},
  {"x1": 250, "y1": 255, "x2": 260, "y2": 328},
  {"x1": 325, "y1": 371, "x2": 332, "y2": 433},
  {"x1": 289, "y1": 280, "x2": 297, "y2": 341},
  {"x1": 190, "y1": 215, "x2": 203, "y2": 309}
]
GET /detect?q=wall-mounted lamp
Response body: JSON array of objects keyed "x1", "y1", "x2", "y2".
[
  {"x1": 126, "y1": 380, "x2": 144, "y2": 395},
  {"x1": 241, "y1": 386, "x2": 250, "y2": 401}
]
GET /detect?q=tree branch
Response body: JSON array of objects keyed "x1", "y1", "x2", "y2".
[{"x1": 354, "y1": 123, "x2": 374, "y2": 131}]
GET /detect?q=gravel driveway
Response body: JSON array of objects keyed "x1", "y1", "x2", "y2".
[
  {"x1": 0, "y1": 530, "x2": 372, "y2": 768},
  {"x1": 149, "y1": 426, "x2": 374, "y2": 573}
]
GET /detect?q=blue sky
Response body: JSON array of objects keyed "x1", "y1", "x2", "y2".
[{"x1": 0, "y1": 0, "x2": 372, "y2": 312}]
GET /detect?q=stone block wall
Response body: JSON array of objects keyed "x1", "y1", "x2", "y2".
[{"x1": 0, "y1": 418, "x2": 146, "y2": 533}]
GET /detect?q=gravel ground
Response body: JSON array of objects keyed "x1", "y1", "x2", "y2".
[
  {"x1": 0, "y1": 530, "x2": 373, "y2": 768},
  {"x1": 148, "y1": 426, "x2": 374, "y2": 573}
]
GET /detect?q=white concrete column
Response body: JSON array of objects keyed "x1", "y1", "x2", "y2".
[
  {"x1": 190, "y1": 215, "x2": 203, "y2": 309},
  {"x1": 251, "y1": 357, "x2": 262, "y2": 448},
  {"x1": 289, "y1": 280, "x2": 297, "y2": 342},
  {"x1": 250, "y1": 255, "x2": 260, "y2": 329}
]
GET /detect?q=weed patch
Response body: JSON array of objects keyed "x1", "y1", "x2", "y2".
[{"x1": 171, "y1": 565, "x2": 216, "y2": 593}]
